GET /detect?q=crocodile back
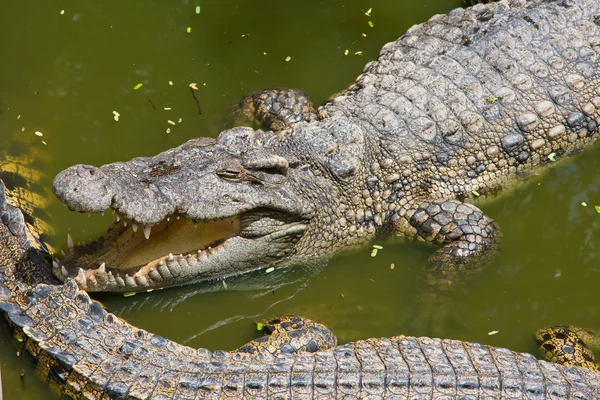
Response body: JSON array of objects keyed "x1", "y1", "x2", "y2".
[{"x1": 324, "y1": 0, "x2": 600, "y2": 200}]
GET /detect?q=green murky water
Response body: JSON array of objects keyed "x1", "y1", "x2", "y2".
[{"x1": 1, "y1": 0, "x2": 599, "y2": 398}]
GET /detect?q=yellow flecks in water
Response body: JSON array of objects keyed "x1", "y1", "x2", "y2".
[
  {"x1": 355, "y1": 51, "x2": 363, "y2": 56},
  {"x1": 189, "y1": 82, "x2": 198, "y2": 90},
  {"x1": 365, "y1": 8, "x2": 372, "y2": 17},
  {"x1": 266, "y1": 267, "x2": 275, "y2": 273},
  {"x1": 186, "y1": 27, "x2": 192, "y2": 33},
  {"x1": 133, "y1": 83, "x2": 143, "y2": 90},
  {"x1": 488, "y1": 330, "x2": 499, "y2": 336}
]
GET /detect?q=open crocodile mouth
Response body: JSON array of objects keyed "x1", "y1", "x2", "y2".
[{"x1": 53, "y1": 210, "x2": 306, "y2": 292}]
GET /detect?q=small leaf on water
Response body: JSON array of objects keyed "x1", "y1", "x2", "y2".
[
  {"x1": 548, "y1": 152, "x2": 556, "y2": 161},
  {"x1": 195, "y1": 6, "x2": 201, "y2": 14},
  {"x1": 123, "y1": 292, "x2": 136, "y2": 297},
  {"x1": 285, "y1": 56, "x2": 292, "y2": 62},
  {"x1": 373, "y1": 245, "x2": 383, "y2": 250},
  {"x1": 370, "y1": 249, "x2": 378, "y2": 257},
  {"x1": 186, "y1": 27, "x2": 192, "y2": 33},
  {"x1": 368, "y1": 21, "x2": 374, "y2": 28},
  {"x1": 595, "y1": 205, "x2": 600, "y2": 214},
  {"x1": 488, "y1": 330, "x2": 499, "y2": 336},
  {"x1": 365, "y1": 7, "x2": 372, "y2": 16},
  {"x1": 167, "y1": 120, "x2": 176, "y2": 125},
  {"x1": 344, "y1": 49, "x2": 349, "y2": 56},
  {"x1": 472, "y1": 190, "x2": 480, "y2": 197},
  {"x1": 133, "y1": 83, "x2": 143, "y2": 90},
  {"x1": 266, "y1": 267, "x2": 275, "y2": 273},
  {"x1": 256, "y1": 323, "x2": 263, "y2": 331},
  {"x1": 581, "y1": 202, "x2": 587, "y2": 207}
]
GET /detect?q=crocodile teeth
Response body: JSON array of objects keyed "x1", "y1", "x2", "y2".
[
  {"x1": 75, "y1": 268, "x2": 86, "y2": 286},
  {"x1": 52, "y1": 260, "x2": 60, "y2": 269},
  {"x1": 67, "y1": 234, "x2": 74, "y2": 249},
  {"x1": 115, "y1": 215, "x2": 121, "y2": 223},
  {"x1": 61, "y1": 265, "x2": 69, "y2": 277},
  {"x1": 98, "y1": 262, "x2": 106, "y2": 274},
  {"x1": 61, "y1": 250, "x2": 66, "y2": 258},
  {"x1": 86, "y1": 274, "x2": 97, "y2": 288},
  {"x1": 143, "y1": 225, "x2": 151, "y2": 240},
  {"x1": 168, "y1": 253, "x2": 174, "y2": 261},
  {"x1": 124, "y1": 220, "x2": 128, "y2": 227},
  {"x1": 132, "y1": 223, "x2": 138, "y2": 232}
]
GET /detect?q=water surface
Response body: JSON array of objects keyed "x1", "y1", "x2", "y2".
[{"x1": 1, "y1": 0, "x2": 599, "y2": 398}]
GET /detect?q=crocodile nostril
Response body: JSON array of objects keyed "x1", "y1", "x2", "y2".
[{"x1": 75, "y1": 165, "x2": 104, "y2": 180}]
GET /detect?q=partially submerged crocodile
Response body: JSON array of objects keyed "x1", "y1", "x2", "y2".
[
  {"x1": 2, "y1": 0, "x2": 600, "y2": 398},
  {"x1": 53, "y1": 0, "x2": 600, "y2": 293}
]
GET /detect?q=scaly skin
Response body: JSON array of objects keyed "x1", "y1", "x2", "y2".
[
  {"x1": 2, "y1": 193, "x2": 600, "y2": 399},
  {"x1": 51, "y1": 0, "x2": 600, "y2": 292}
]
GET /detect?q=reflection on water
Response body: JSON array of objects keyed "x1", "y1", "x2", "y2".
[{"x1": 1, "y1": 0, "x2": 600, "y2": 398}]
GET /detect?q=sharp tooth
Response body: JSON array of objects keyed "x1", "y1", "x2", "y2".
[
  {"x1": 67, "y1": 234, "x2": 74, "y2": 249},
  {"x1": 61, "y1": 265, "x2": 69, "y2": 277},
  {"x1": 98, "y1": 262, "x2": 106, "y2": 273},
  {"x1": 116, "y1": 215, "x2": 121, "y2": 222},
  {"x1": 52, "y1": 260, "x2": 59, "y2": 269},
  {"x1": 168, "y1": 253, "x2": 174, "y2": 261},
  {"x1": 167, "y1": 217, "x2": 170, "y2": 222},
  {"x1": 132, "y1": 224, "x2": 138, "y2": 232},
  {"x1": 75, "y1": 268, "x2": 86, "y2": 285},
  {"x1": 87, "y1": 274, "x2": 97, "y2": 287},
  {"x1": 176, "y1": 216, "x2": 180, "y2": 220},
  {"x1": 143, "y1": 225, "x2": 151, "y2": 239},
  {"x1": 158, "y1": 260, "x2": 165, "y2": 266},
  {"x1": 124, "y1": 220, "x2": 128, "y2": 227},
  {"x1": 61, "y1": 250, "x2": 66, "y2": 257}
]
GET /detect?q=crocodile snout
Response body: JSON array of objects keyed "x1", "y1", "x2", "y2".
[{"x1": 52, "y1": 164, "x2": 112, "y2": 213}]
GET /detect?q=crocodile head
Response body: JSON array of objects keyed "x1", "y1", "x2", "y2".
[
  {"x1": 54, "y1": 123, "x2": 366, "y2": 291},
  {"x1": 52, "y1": 126, "x2": 347, "y2": 292}
]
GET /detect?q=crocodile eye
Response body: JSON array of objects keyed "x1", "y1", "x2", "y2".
[{"x1": 216, "y1": 168, "x2": 243, "y2": 180}]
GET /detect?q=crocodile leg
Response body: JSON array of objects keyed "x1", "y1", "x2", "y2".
[
  {"x1": 397, "y1": 198, "x2": 501, "y2": 274},
  {"x1": 537, "y1": 326, "x2": 600, "y2": 373},
  {"x1": 235, "y1": 315, "x2": 337, "y2": 357},
  {"x1": 230, "y1": 88, "x2": 316, "y2": 132}
]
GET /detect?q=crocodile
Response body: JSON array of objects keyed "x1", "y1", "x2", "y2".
[
  {"x1": 52, "y1": 0, "x2": 600, "y2": 293},
  {"x1": 2, "y1": 179, "x2": 600, "y2": 398}
]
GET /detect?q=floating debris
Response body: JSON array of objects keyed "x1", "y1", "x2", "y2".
[
  {"x1": 582, "y1": 202, "x2": 587, "y2": 207},
  {"x1": 34, "y1": 131, "x2": 43, "y2": 137},
  {"x1": 266, "y1": 267, "x2": 275, "y2": 273},
  {"x1": 164, "y1": 107, "x2": 172, "y2": 111},
  {"x1": 195, "y1": 6, "x2": 201, "y2": 14},
  {"x1": 17, "y1": 114, "x2": 21, "y2": 120},
  {"x1": 123, "y1": 292, "x2": 136, "y2": 297},
  {"x1": 344, "y1": 49, "x2": 349, "y2": 56},
  {"x1": 488, "y1": 330, "x2": 499, "y2": 336},
  {"x1": 112, "y1": 111, "x2": 120, "y2": 122},
  {"x1": 368, "y1": 21, "x2": 374, "y2": 28},
  {"x1": 189, "y1": 82, "x2": 198, "y2": 90},
  {"x1": 548, "y1": 152, "x2": 556, "y2": 161},
  {"x1": 365, "y1": 8, "x2": 372, "y2": 17},
  {"x1": 178, "y1": 118, "x2": 182, "y2": 123},
  {"x1": 487, "y1": 96, "x2": 498, "y2": 104},
  {"x1": 168, "y1": 81, "x2": 174, "y2": 86},
  {"x1": 595, "y1": 205, "x2": 600, "y2": 214},
  {"x1": 60, "y1": 10, "x2": 65, "y2": 15},
  {"x1": 167, "y1": 120, "x2": 176, "y2": 125},
  {"x1": 256, "y1": 323, "x2": 263, "y2": 331},
  {"x1": 133, "y1": 83, "x2": 143, "y2": 90},
  {"x1": 355, "y1": 51, "x2": 363, "y2": 56},
  {"x1": 373, "y1": 245, "x2": 383, "y2": 250},
  {"x1": 186, "y1": 27, "x2": 192, "y2": 33},
  {"x1": 472, "y1": 190, "x2": 480, "y2": 197},
  {"x1": 222, "y1": 280, "x2": 228, "y2": 289},
  {"x1": 390, "y1": 263, "x2": 395, "y2": 270},
  {"x1": 362, "y1": 33, "x2": 367, "y2": 37},
  {"x1": 285, "y1": 56, "x2": 292, "y2": 62},
  {"x1": 146, "y1": 288, "x2": 153, "y2": 293},
  {"x1": 166, "y1": 128, "x2": 171, "y2": 134},
  {"x1": 370, "y1": 248, "x2": 378, "y2": 257}
]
